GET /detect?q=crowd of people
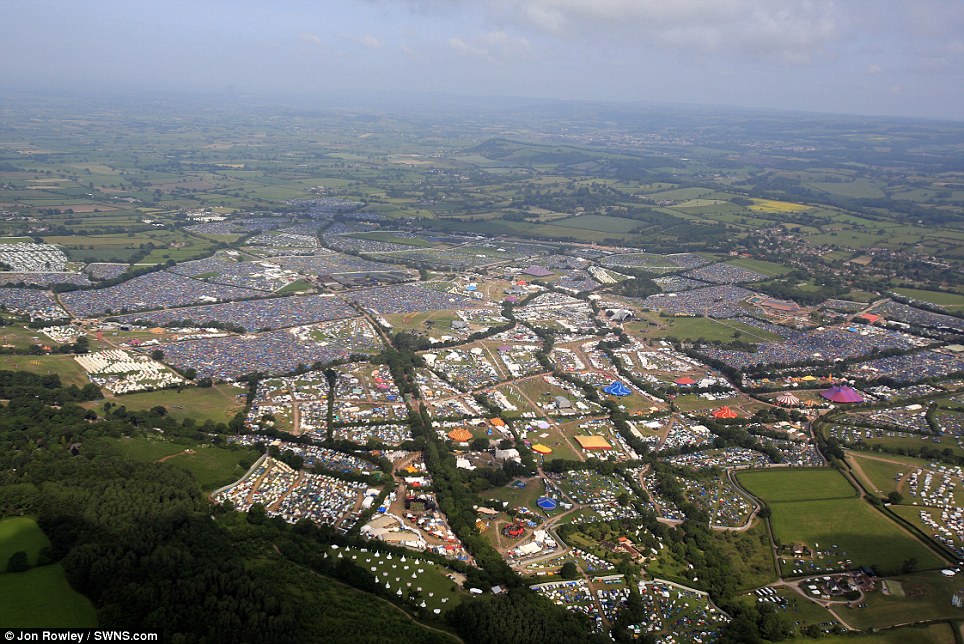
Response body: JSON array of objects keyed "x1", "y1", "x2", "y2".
[
  {"x1": 349, "y1": 283, "x2": 480, "y2": 315},
  {"x1": 642, "y1": 285, "x2": 755, "y2": 318},
  {"x1": 700, "y1": 325, "x2": 920, "y2": 369},
  {"x1": 684, "y1": 263, "x2": 767, "y2": 285},
  {"x1": 117, "y1": 293, "x2": 357, "y2": 332},
  {"x1": 0, "y1": 286, "x2": 67, "y2": 320},
  {"x1": 60, "y1": 270, "x2": 264, "y2": 317}
]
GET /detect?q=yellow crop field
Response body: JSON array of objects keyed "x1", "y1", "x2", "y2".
[{"x1": 748, "y1": 198, "x2": 811, "y2": 213}]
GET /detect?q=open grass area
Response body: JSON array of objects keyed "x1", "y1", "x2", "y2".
[
  {"x1": 483, "y1": 478, "x2": 546, "y2": 514},
  {"x1": 845, "y1": 571, "x2": 964, "y2": 631},
  {"x1": 848, "y1": 452, "x2": 925, "y2": 497},
  {"x1": 0, "y1": 324, "x2": 56, "y2": 350},
  {"x1": 892, "y1": 288, "x2": 964, "y2": 313},
  {"x1": 90, "y1": 384, "x2": 246, "y2": 424},
  {"x1": 814, "y1": 622, "x2": 955, "y2": 643},
  {"x1": 627, "y1": 316, "x2": 784, "y2": 345},
  {"x1": 725, "y1": 257, "x2": 794, "y2": 277},
  {"x1": 738, "y1": 468, "x2": 857, "y2": 503},
  {"x1": 0, "y1": 564, "x2": 97, "y2": 627},
  {"x1": 0, "y1": 516, "x2": 50, "y2": 570},
  {"x1": 0, "y1": 354, "x2": 91, "y2": 387},
  {"x1": 103, "y1": 436, "x2": 260, "y2": 490},
  {"x1": 739, "y1": 468, "x2": 945, "y2": 575}
]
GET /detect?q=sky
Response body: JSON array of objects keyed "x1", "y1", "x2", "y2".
[{"x1": 2, "y1": 0, "x2": 963, "y2": 120}]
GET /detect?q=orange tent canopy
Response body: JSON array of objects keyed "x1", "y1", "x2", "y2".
[
  {"x1": 712, "y1": 406, "x2": 738, "y2": 419},
  {"x1": 531, "y1": 444, "x2": 553, "y2": 454},
  {"x1": 447, "y1": 428, "x2": 472, "y2": 442}
]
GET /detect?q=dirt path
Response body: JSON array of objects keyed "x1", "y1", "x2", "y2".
[{"x1": 157, "y1": 448, "x2": 193, "y2": 463}]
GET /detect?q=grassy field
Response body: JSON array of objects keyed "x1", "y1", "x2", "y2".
[
  {"x1": 845, "y1": 571, "x2": 964, "y2": 631},
  {"x1": 334, "y1": 546, "x2": 463, "y2": 613},
  {"x1": 88, "y1": 384, "x2": 246, "y2": 424},
  {"x1": 627, "y1": 316, "x2": 784, "y2": 345},
  {"x1": 848, "y1": 452, "x2": 925, "y2": 496},
  {"x1": 738, "y1": 468, "x2": 857, "y2": 503},
  {"x1": 103, "y1": 436, "x2": 259, "y2": 490},
  {"x1": 892, "y1": 288, "x2": 964, "y2": 312},
  {"x1": 0, "y1": 516, "x2": 50, "y2": 570},
  {"x1": 813, "y1": 623, "x2": 955, "y2": 644},
  {"x1": 0, "y1": 324, "x2": 55, "y2": 350},
  {"x1": 0, "y1": 354, "x2": 91, "y2": 387},
  {"x1": 738, "y1": 468, "x2": 945, "y2": 574},
  {"x1": 0, "y1": 564, "x2": 97, "y2": 627},
  {"x1": 725, "y1": 257, "x2": 794, "y2": 277},
  {"x1": 483, "y1": 478, "x2": 546, "y2": 514}
]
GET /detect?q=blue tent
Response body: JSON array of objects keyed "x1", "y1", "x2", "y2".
[
  {"x1": 536, "y1": 497, "x2": 558, "y2": 511},
  {"x1": 603, "y1": 381, "x2": 631, "y2": 397}
]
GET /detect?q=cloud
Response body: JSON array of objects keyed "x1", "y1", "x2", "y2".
[
  {"x1": 300, "y1": 32, "x2": 323, "y2": 47},
  {"x1": 448, "y1": 30, "x2": 529, "y2": 60},
  {"x1": 360, "y1": 34, "x2": 383, "y2": 49},
  {"x1": 866, "y1": 64, "x2": 882, "y2": 75}
]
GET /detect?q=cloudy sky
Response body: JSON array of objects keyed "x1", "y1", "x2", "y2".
[{"x1": 2, "y1": 0, "x2": 962, "y2": 120}]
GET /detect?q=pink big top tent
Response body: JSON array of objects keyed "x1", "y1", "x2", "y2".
[{"x1": 821, "y1": 385, "x2": 863, "y2": 404}]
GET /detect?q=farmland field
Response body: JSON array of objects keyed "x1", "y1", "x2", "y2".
[
  {"x1": 738, "y1": 468, "x2": 945, "y2": 574},
  {"x1": 748, "y1": 198, "x2": 811, "y2": 213}
]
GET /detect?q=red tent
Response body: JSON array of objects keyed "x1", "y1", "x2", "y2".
[
  {"x1": 821, "y1": 385, "x2": 864, "y2": 404},
  {"x1": 712, "y1": 406, "x2": 738, "y2": 419},
  {"x1": 674, "y1": 377, "x2": 696, "y2": 386}
]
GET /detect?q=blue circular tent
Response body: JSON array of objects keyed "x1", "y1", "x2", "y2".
[{"x1": 603, "y1": 380, "x2": 631, "y2": 397}]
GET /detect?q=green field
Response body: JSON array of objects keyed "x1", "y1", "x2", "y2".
[
  {"x1": 738, "y1": 468, "x2": 857, "y2": 503},
  {"x1": 627, "y1": 316, "x2": 784, "y2": 345},
  {"x1": 88, "y1": 384, "x2": 246, "y2": 424},
  {"x1": 103, "y1": 436, "x2": 259, "y2": 490},
  {"x1": 0, "y1": 564, "x2": 97, "y2": 627},
  {"x1": 549, "y1": 214, "x2": 642, "y2": 234},
  {"x1": 845, "y1": 571, "x2": 964, "y2": 631},
  {"x1": 484, "y1": 478, "x2": 546, "y2": 514},
  {"x1": 0, "y1": 517, "x2": 50, "y2": 570},
  {"x1": 892, "y1": 288, "x2": 964, "y2": 312},
  {"x1": 812, "y1": 623, "x2": 955, "y2": 644},
  {"x1": 725, "y1": 257, "x2": 794, "y2": 277},
  {"x1": 0, "y1": 354, "x2": 91, "y2": 387},
  {"x1": 848, "y1": 452, "x2": 924, "y2": 497},
  {"x1": 738, "y1": 468, "x2": 945, "y2": 574}
]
